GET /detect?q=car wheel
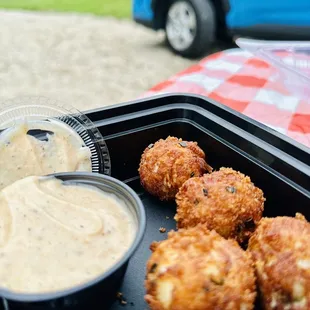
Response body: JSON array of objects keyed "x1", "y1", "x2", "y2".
[{"x1": 165, "y1": 0, "x2": 216, "y2": 58}]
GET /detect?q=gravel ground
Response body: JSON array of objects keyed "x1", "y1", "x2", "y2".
[{"x1": 0, "y1": 10, "x2": 197, "y2": 111}]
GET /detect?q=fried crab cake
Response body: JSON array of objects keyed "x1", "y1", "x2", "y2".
[
  {"x1": 175, "y1": 167, "x2": 265, "y2": 244},
  {"x1": 248, "y1": 214, "x2": 310, "y2": 310},
  {"x1": 145, "y1": 225, "x2": 256, "y2": 310},
  {"x1": 138, "y1": 136, "x2": 212, "y2": 201}
]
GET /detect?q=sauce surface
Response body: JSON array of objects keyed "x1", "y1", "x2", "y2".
[
  {"x1": 0, "y1": 176, "x2": 136, "y2": 293},
  {"x1": 0, "y1": 120, "x2": 92, "y2": 190}
]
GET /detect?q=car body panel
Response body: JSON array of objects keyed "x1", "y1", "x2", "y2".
[
  {"x1": 133, "y1": 0, "x2": 154, "y2": 23},
  {"x1": 227, "y1": 0, "x2": 310, "y2": 28},
  {"x1": 133, "y1": 0, "x2": 310, "y2": 39}
]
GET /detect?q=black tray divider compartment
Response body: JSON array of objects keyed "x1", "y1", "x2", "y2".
[{"x1": 83, "y1": 94, "x2": 310, "y2": 310}]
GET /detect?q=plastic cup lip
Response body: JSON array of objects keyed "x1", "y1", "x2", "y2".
[{"x1": 0, "y1": 172, "x2": 146, "y2": 302}]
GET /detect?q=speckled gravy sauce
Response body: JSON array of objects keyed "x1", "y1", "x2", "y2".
[
  {"x1": 0, "y1": 120, "x2": 92, "y2": 190},
  {"x1": 0, "y1": 176, "x2": 137, "y2": 293}
]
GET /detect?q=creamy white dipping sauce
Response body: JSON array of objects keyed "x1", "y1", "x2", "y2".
[
  {"x1": 0, "y1": 120, "x2": 92, "y2": 190},
  {"x1": 0, "y1": 176, "x2": 137, "y2": 293}
]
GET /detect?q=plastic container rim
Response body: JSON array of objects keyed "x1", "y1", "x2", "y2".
[{"x1": 0, "y1": 172, "x2": 146, "y2": 302}]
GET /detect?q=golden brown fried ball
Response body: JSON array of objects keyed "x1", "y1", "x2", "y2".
[
  {"x1": 175, "y1": 167, "x2": 265, "y2": 244},
  {"x1": 138, "y1": 136, "x2": 212, "y2": 201},
  {"x1": 145, "y1": 225, "x2": 256, "y2": 310},
  {"x1": 248, "y1": 214, "x2": 310, "y2": 310}
]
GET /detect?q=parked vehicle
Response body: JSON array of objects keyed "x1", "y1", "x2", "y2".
[{"x1": 133, "y1": 0, "x2": 310, "y2": 58}]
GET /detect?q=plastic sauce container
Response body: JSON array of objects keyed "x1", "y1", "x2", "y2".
[{"x1": 0, "y1": 96, "x2": 111, "y2": 175}]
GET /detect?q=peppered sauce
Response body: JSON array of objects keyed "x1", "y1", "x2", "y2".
[
  {"x1": 0, "y1": 120, "x2": 92, "y2": 190},
  {"x1": 0, "y1": 176, "x2": 136, "y2": 293}
]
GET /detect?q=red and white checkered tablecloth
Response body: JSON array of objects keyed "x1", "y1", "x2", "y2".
[{"x1": 142, "y1": 48, "x2": 310, "y2": 148}]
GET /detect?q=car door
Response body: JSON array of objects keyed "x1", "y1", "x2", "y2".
[{"x1": 227, "y1": 0, "x2": 310, "y2": 39}]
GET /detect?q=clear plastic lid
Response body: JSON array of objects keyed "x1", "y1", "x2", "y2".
[
  {"x1": 236, "y1": 38, "x2": 310, "y2": 102},
  {"x1": 0, "y1": 96, "x2": 111, "y2": 175}
]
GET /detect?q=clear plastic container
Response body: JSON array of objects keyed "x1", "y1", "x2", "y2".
[
  {"x1": 236, "y1": 38, "x2": 310, "y2": 102},
  {"x1": 0, "y1": 96, "x2": 111, "y2": 175}
]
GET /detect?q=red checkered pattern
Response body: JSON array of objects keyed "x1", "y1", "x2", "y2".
[{"x1": 142, "y1": 49, "x2": 310, "y2": 148}]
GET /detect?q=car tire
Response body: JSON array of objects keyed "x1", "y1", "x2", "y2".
[{"x1": 165, "y1": 0, "x2": 216, "y2": 58}]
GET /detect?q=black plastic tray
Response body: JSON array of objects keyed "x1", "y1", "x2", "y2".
[{"x1": 86, "y1": 93, "x2": 310, "y2": 309}]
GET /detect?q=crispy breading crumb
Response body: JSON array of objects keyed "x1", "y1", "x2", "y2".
[
  {"x1": 295, "y1": 212, "x2": 307, "y2": 221},
  {"x1": 116, "y1": 292, "x2": 122, "y2": 299},
  {"x1": 159, "y1": 227, "x2": 166, "y2": 233},
  {"x1": 116, "y1": 292, "x2": 128, "y2": 306}
]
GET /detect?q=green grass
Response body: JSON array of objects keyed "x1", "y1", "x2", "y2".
[{"x1": 0, "y1": 0, "x2": 131, "y2": 18}]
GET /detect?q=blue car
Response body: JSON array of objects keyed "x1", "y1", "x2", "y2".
[{"x1": 133, "y1": 0, "x2": 310, "y2": 58}]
